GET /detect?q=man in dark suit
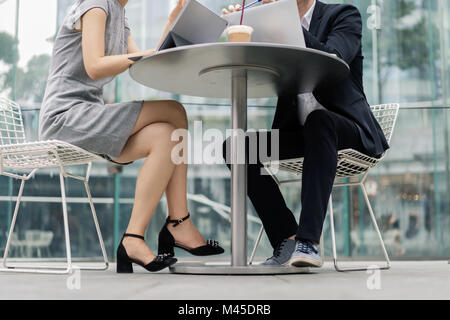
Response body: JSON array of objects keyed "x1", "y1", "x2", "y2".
[{"x1": 222, "y1": 0, "x2": 389, "y2": 267}]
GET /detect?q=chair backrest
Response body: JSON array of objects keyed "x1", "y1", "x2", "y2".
[
  {"x1": 370, "y1": 104, "x2": 400, "y2": 144},
  {"x1": 0, "y1": 97, "x2": 26, "y2": 146}
]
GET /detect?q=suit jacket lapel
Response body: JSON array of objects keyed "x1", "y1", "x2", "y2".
[{"x1": 309, "y1": 0, "x2": 325, "y2": 36}]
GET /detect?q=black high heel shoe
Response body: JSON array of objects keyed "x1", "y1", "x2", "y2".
[
  {"x1": 116, "y1": 233, "x2": 177, "y2": 273},
  {"x1": 158, "y1": 213, "x2": 225, "y2": 257}
]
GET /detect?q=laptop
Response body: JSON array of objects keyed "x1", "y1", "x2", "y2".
[
  {"x1": 222, "y1": 0, "x2": 306, "y2": 48},
  {"x1": 157, "y1": 0, "x2": 228, "y2": 51}
]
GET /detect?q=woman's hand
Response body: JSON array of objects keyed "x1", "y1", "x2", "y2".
[
  {"x1": 127, "y1": 49, "x2": 156, "y2": 64},
  {"x1": 221, "y1": 0, "x2": 279, "y2": 15},
  {"x1": 168, "y1": 0, "x2": 187, "y2": 24},
  {"x1": 138, "y1": 49, "x2": 156, "y2": 56}
]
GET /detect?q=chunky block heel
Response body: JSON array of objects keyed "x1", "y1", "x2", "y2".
[
  {"x1": 158, "y1": 224, "x2": 175, "y2": 256},
  {"x1": 116, "y1": 258, "x2": 133, "y2": 273},
  {"x1": 115, "y1": 233, "x2": 177, "y2": 274}
]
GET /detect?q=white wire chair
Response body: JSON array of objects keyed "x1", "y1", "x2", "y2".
[
  {"x1": 0, "y1": 97, "x2": 109, "y2": 274},
  {"x1": 249, "y1": 104, "x2": 400, "y2": 272}
]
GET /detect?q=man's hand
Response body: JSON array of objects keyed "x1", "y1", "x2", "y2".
[
  {"x1": 221, "y1": 4, "x2": 242, "y2": 15},
  {"x1": 222, "y1": 0, "x2": 279, "y2": 15}
]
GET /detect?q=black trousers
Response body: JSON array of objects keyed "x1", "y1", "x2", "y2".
[{"x1": 223, "y1": 109, "x2": 368, "y2": 249}]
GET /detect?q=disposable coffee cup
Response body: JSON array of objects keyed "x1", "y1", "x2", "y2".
[{"x1": 227, "y1": 25, "x2": 254, "y2": 42}]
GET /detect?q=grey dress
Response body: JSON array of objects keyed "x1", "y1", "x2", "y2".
[{"x1": 39, "y1": 0, "x2": 143, "y2": 159}]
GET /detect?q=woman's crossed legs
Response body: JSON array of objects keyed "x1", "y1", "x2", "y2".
[{"x1": 114, "y1": 100, "x2": 205, "y2": 265}]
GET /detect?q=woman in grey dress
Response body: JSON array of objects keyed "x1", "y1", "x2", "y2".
[{"x1": 39, "y1": 0, "x2": 223, "y2": 273}]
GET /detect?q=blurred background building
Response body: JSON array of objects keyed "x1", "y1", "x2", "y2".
[{"x1": 0, "y1": 0, "x2": 449, "y2": 260}]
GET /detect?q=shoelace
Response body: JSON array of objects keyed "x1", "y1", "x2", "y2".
[
  {"x1": 296, "y1": 240, "x2": 318, "y2": 255},
  {"x1": 272, "y1": 240, "x2": 287, "y2": 258}
]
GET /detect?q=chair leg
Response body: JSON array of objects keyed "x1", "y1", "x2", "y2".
[
  {"x1": 60, "y1": 172, "x2": 73, "y2": 272},
  {"x1": 248, "y1": 225, "x2": 264, "y2": 265},
  {"x1": 360, "y1": 183, "x2": 390, "y2": 270},
  {"x1": 83, "y1": 180, "x2": 109, "y2": 270},
  {"x1": 2, "y1": 178, "x2": 26, "y2": 268},
  {"x1": 330, "y1": 185, "x2": 391, "y2": 272},
  {"x1": 0, "y1": 167, "x2": 110, "y2": 274},
  {"x1": 319, "y1": 232, "x2": 325, "y2": 267},
  {"x1": 0, "y1": 172, "x2": 73, "y2": 274},
  {"x1": 329, "y1": 194, "x2": 339, "y2": 270}
]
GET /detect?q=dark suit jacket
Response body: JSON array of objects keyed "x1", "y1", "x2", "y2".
[{"x1": 272, "y1": 1, "x2": 389, "y2": 157}]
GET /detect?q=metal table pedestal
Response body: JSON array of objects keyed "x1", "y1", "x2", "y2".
[{"x1": 170, "y1": 66, "x2": 308, "y2": 275}]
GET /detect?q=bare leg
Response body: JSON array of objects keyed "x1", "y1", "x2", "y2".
[
  {"x1": 136, "y1": 101, "x2": 206, "y2": 247},
  {"x1": 165, "y1": 151, "x2": 206, "y2": 248},
  {"x1": 115, "y1": 122, "x2": 178, "y2": 264},
  {"x1": 132, "y1": 100, "x2": 192, "y2": 217},
  {"x1": 115, "y1": 100, "x2": 206, "y2": 263}
]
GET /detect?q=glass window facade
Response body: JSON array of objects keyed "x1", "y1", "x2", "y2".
[{"x1": 0, "y1": 0, "x2": 449, "y2": 260}]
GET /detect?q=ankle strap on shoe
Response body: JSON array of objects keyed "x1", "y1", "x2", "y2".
[
  {"x1": 123, "y1": 233, "x2": 145, "y2": 240},
  {"x1": 166, "y1": 213, "x2": 190, "y2": 227}
]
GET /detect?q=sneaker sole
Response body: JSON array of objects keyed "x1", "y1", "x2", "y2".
[
  {"x1": 288, "y1": 256, "x2": 322, "y2": 268},
  {"x1": 260, "y1": 261, "x2": 291, "y2": 267}
]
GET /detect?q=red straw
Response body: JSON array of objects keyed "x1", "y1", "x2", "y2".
[{"x1": 240, "y1": 0, "x2": 246, "y2": 25}]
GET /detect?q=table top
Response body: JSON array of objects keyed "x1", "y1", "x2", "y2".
[{"x1": 129, "y1": 42, "x2": 349, "y2": 99}]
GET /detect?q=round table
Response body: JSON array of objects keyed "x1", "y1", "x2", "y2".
[{"x1": 129, "y1": 42, "x2": 349, "y2": 275}]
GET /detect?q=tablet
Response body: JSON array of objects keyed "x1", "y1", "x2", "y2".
[
  {"x1": 128, "y1": 56, "x2": 143, "y2": 62},
  {"x1": 222, "y1": 0, "x2": 306, "y2": 48},
  {"x1": 158, "y1": 0, "x2": 228, "y2": 51}
]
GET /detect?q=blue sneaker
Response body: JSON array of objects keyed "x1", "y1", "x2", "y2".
[
  {"x1": 288, "y1": 240, "x2": 322, "y2": 268},
  {"x1": 261, "y1": 239, "x2": 296, "y2": 266}
]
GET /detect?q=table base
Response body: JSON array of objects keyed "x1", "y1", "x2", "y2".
[
  {"x1": 170, "y1": 262, "x2": 310, "y2": 275},
  {"x1": 199, "y1": 65, "x2": 279, "y2": 93}
]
